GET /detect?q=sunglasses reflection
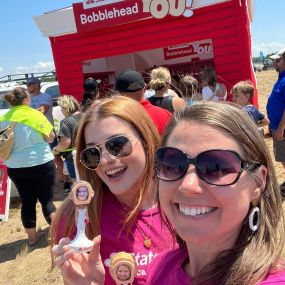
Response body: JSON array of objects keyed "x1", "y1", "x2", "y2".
[{"x1": 80, "y1": 135, "x2": 133, "y2": 170}]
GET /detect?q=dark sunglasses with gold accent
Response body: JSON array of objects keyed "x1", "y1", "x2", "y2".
[{"x1": 80, "y1": 135, "x2": 134, "y2": 170}]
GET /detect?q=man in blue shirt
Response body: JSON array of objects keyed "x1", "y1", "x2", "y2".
[
  {"x1": 266, "y1": 49, "x2": 285, "y2": 194},
  {"x1": 27, "y1": 77, "x2": 54, "y2": 125}
]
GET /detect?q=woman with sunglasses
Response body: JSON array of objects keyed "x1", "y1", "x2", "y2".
[
  {"x1": 147, "y1": 101, "x2": 285, "y2": 284},
  {"x1": 50, "y1": 96, "x2": 174, "y2": 285}
]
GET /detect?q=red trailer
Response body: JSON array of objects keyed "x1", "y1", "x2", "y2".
[{"x1": 34, "y1": 0, "x2": 257, "y2": 105}]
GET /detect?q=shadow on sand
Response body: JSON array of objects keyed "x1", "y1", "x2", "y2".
[{"x1": 0, "y1": 227, "x2": 50, "y2": 264}]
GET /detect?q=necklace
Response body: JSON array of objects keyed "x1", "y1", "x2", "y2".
[
  {"x1": 135, "y1": 221, "x2": 152, "y2": 249},
  {"x1": 117, "y1": 198, "x2": 154, "y2": 250},
  {"x1": 134, "y1": 208, "x2": 153, "y2": 250}
]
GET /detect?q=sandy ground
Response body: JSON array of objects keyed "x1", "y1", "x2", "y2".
[{"x1": 0, "y1": 70, "x2": 284, "y2": 285}]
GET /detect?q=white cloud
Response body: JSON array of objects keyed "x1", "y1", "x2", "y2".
[
  {"x1": 0, "y1": 61, "x2": 55, "y2": 80},
  {"x1": 11, "y1": 61, "x2": 55, "y2": 74},
  {"x1": 252, "y1": 41, "x2": 285, "y2": 57}
]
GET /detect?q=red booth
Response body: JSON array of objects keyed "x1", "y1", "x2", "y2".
[{"x1": 33, "y1": 0, "x2": 257, "y2": 105}]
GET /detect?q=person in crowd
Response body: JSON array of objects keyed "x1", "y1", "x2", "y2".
[
  {"x1": 53, "y1": 95, "x2": 82, "y2": 194},
  {"x1": 27, "y1": 77, "x2": 54, "y2": 125},
  {"x1": 143, "y1": 70, "x2": 180, "y2": 99},
  {"x1": 266, "y1": 50, "x2": 285, "y2": 194},
  {"x1": 179, "y1": 75, "x2": 202, "y2": 105},
  {"x1": 51, "y1": 96, "x2": 175, "y2": 285},
  {"x1": 0, "y1": 87, "x2": 56, "y2": 246},
  {"x1": 232, "y1": 80, "x2": 269, "y2": 127},
  {"x1": 201, "y1": 66, "x2": 227, "y2": 101},
  {"x1": 147, "y1": 66, "x2": 185, "y2": 112},
  {"x1": 81, "y1": 77, "x2": 101, "y2": 112},
  {"x1": 26, "y1": 77, "x2": 66, "y2": 186},
  {"x1": 147, "y1": 101, "x2": 285, "y2": 284},
  {"x1": 115, "y1": 69, "x2": 172, "y2": 135}
]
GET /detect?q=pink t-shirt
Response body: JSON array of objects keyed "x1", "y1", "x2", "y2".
[
  {"x1": 147, "y1": 248, "x2": 285, "y2": 285},
  {"x1": 100, "y1": 191, "x2": 175, "y2": 285}
]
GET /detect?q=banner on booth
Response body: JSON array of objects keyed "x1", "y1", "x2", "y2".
[
  {"x1": 73, "y1": 0, "x2": 196, "y2": 33},
  {"x1": 74, "y1": 0, "x2": 230, "y2": 34},
  {"x1": 0, "y1": 160, "x2": 11, "y2": 222},
  {"x1": 164, "y1": 39, "x2": 214, "y2": 60}
]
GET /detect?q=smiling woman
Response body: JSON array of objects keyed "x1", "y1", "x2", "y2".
[
  {"x1": 50, "y1": 95, "x2": 175, "y2": 285},
  {"x1": 147, "y1": 101, "x2": 285, "y2": 285}
]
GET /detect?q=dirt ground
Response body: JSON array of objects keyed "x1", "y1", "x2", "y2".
[{"x1": 0, "y1": 70, "x2": 284, "y2": 285}]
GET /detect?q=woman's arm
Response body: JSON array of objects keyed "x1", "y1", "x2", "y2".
[
  {"x1": 44, "y1": 130, "x2": 55, "y2": 144},
  {"x1": 53, "y1": 136, "x2": 71, "y2": 154},
  {"x1": 258, "y1": 116, "x2": 270, "y2": 127}
]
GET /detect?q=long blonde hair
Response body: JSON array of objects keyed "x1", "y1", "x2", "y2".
[
  {"x1": 158, "y1": 101, "x2": 285, "y2": 285},
  {"x1": 50, "y1": 96, "x2": 160, "y2": 248}
]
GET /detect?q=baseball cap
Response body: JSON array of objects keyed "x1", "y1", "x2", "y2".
[
  {"x1": 270, "y1": 48, "x2": 285, "y2": 60},
  {"x1": 84, "y1": 77, "x2": 101, "y2": 92},
  {"x1": 115, "y1": 70, "x2": 145, "y2": 93},
  {"x1": 27, "y1": 77, "x2": 41, "y2": 85}
]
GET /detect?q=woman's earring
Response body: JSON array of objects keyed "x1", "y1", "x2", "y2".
[{"x1": 249, "y1": 201, "x2": 260, "y2": 232}]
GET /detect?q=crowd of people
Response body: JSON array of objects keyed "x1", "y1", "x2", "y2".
[{"x1": 0, "y1": 49, "x2": 285, "y2": 284}]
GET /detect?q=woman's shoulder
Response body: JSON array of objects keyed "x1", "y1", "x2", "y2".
[
  {"x1": 259, "y1": 268, "x2": 285, "y2": 284},
  {"x1": 146, "y1": 248, "x2": 191, "y2": 285}
]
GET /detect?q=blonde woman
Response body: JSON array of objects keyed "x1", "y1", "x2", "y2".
[
  {"x1": 147, "y1": 67, "x2": 185, "y2": 113},
  {"x1": 53, "y1": 95, "x2": 82, "y2": 192}
]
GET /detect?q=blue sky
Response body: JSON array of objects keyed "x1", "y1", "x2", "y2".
[{"x1": 0, "y1": 0, "x2": 284, "y2": 78}]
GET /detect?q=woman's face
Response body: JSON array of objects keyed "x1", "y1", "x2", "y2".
[
  {"x1": 84, "y1": 116, "x2": 146, "y2": 204},
  {"x1": 116, "y1": 264, "x2": 131, "y2": 281},
  {"x1": 159, "y1": 121, "x2": 264, "y2": 245},
  {"x1": 76, "y1": 186, "x2": 88, "y2": 201}
]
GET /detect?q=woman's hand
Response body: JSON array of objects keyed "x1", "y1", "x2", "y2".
[{"x1": 52, "y1": 235, "x2": 105, "y2": 285}]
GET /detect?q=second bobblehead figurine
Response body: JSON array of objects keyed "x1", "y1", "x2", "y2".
[{"x1": 68, "y1": 181, "x2": 94, "y2": 252}]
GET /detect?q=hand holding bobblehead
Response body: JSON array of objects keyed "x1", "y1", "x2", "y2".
[{"x1": 68, "y1": 180, "x2": 95, "y2": 253}]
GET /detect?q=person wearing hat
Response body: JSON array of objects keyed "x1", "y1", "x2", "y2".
[
  {"x1": 266, "y1": 49, "x2": 285, "y2": 194},
  {"x1": 81, "y1": 77, "x2": 101, "y2": 112},
  {"x1": 27, "y1": 77, "x2": 54, "y2": 126},
  {"x1": 115, "y1": 69, "x2": 172, "y2": 135}
]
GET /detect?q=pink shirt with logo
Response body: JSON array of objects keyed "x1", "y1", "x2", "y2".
[
  {"x1": 100, "y1": 191, "x2": 175, "y2": 285},
  {"x1": 147, "y1": 248, "x2": 285, "y2": 285}
]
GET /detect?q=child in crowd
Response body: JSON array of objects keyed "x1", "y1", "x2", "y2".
[{"x1": 232, "y1": 80, "x2": 269, "y2": 127}]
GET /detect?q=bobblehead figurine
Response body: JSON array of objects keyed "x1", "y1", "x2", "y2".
[
  {"x1": 109, "y1": 252, "x2": 137, "y2": 285},
  {"x1": 68, "y1": 180, "x2": 94, "y2": 253}
]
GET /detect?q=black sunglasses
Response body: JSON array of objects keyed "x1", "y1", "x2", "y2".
[
  {"x1": 80, "y1": 135, "x2": 134, "y2": 170},
  {"x1": 155, "y1": 147, "x2": 259, "y2": 186}
]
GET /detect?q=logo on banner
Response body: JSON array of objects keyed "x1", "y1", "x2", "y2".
[
  {"x1": 142, "y1": 0, "x2": 193, "y2": 19},
  {"x1": 164, "y1": 40, "x2": 214, "y2": 60}
]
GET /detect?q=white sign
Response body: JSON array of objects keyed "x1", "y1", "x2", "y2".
[{"x1": 83, "y1": 0, "x2": 124, "y2": 10}]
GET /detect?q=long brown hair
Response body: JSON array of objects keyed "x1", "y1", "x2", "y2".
[
  {"x1": 50, "y1": 96, "x2": 160, "y2": 249},
  {"x1": 158, "y1": 101, "x2": 285, "y2": 285}
]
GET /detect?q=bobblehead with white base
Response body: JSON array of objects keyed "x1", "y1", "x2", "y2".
[
  {"x1": 68, "y1": 181, "x2": 94, "y2": 253},
  {"x1": 109, "y1": 252, "x2": 137, "y2": 285}
]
